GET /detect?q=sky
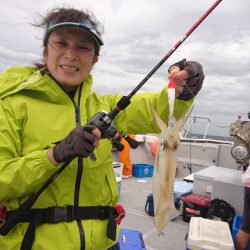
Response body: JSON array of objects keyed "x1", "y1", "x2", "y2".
[{"x1": 0, "y1": 0, "x2": 249, "y2": 138}]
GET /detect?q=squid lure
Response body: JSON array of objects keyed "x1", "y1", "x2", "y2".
[{"x1": 167, "y1": 77, "x2": 176, "y2": 128}]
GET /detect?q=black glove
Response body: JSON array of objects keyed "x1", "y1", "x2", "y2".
[
  {"x1": 169, "y1": 58, "x2": 205, "y2": 100},
  {"x1": 53, "y1": 125, "x2": 96, "y2": 163}
]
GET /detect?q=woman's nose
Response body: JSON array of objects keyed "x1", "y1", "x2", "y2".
[{"x1": 63, "y1": 46, "x2": 79, "y2": 60}]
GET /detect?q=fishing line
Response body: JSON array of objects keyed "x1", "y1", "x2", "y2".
[{"x1": 184, "y1": 82, "x2": 231, "y2": 142}]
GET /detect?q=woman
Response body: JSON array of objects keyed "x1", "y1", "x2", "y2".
[{"x1": 0, "y1": 7, "x2": 204, "y2": 250}]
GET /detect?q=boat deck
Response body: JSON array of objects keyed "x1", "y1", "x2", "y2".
[
  {"x1": 118, "y1": 176, "x2": 189, "y2": 250},
  {"x1": 113, "y1": 132, "x2": 239, "y2": 249}
]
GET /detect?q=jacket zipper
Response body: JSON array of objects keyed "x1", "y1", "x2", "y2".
[
  {"x1": 50, "y1": 75, "x2": 86, "y2": 249},
  {"x1": 58, "y1": 82, "x2": 86, "y2": 250},
  {"x1": 73, "y1": 84, "x2": 85, "y2": 250}
]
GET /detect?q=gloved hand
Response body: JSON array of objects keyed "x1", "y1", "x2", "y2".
[
  {"x1": 168, "y1": 58, "x2": 204, "y2": 100},
  {"x1": 52, "y1": 125, "x2": 100, "y2": 163}
]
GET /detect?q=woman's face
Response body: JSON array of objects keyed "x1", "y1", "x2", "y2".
[{"x1": 43, "y1": 26, "x2": 98, "y2": 90}]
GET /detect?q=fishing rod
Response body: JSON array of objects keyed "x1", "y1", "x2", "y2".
[{"x1": 0, "y1": 0, "x2": 222, "y2": 236}]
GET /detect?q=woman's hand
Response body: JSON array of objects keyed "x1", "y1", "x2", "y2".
[
  {"x1": 48, "y1": 125, "x2": 101, "y2": 165},
  {"x1": 168, "y1": 59, "x2": 204, "y2": 100},
  {"x1": 168, "y1": 65, "x2": 189, "y2": 97}
]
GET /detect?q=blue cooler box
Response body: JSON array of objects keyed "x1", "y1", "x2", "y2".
[
  {"x1": 132, "y1": 164, "x2": 153, "y2": 178},
  {"x1": 232, "y1": 215, "x2": 250, "y2": 250},
  {"x1": 118, "y1": 229, "x2": 146, "y2": 250}
]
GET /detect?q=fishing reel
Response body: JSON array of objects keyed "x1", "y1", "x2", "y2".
[
  {"x1": 231, "y1": 144, "x2": 249, "y2": 165},
  {"x1": 87, "y1": 110, "x2": 139, "y2": 151}
]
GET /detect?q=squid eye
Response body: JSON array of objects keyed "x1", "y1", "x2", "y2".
[
  {"x1": 173, "y1": 142, "x2": 178, "y2": 150},
  {"x1": 160, "y1": 139, "x2": 167, "y2": 149}
]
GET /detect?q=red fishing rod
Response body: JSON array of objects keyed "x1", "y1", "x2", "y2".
[{"x1": 109, "y1": 0, "x2": 223, "y2": 119}]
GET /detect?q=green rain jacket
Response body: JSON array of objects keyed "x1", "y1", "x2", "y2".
[{"x1": 0, "y1": 66, "x2": 193, "y2": 250}]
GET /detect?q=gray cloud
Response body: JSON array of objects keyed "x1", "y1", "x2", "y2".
[{"x1": 0, "y1": 46, "x2": 40, "y2": 72}]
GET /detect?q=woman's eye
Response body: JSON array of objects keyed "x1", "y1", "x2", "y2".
[
  {"x1": 51, "y1": 41, "x2": 67, "y2": 48},
  {"x1": 56, "y1": 41, "x2": 67, "y2": 46},
  {"x1": 78, "y1": 46, "x2": 92, "y2": 51}
]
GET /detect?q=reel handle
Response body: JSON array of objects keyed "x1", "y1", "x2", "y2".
[
  {"x1": 124, "y1": 135, "x2": 139, "y2": 149},
  {"x1": 112, "y1": 141, "x2": 124, "y2": 152}
]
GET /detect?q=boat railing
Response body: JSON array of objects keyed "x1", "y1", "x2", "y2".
[{"x1": 181, "y1": 116, "x2": 233, "y2": 145}]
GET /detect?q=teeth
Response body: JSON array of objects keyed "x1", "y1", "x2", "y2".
[{"x1": 61, "y1": 65, "x2": 79, "y2": 71}]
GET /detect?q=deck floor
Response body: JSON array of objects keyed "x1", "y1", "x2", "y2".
[{"x1": 118, "y1": 176, "x2": 189, "y2": 250}]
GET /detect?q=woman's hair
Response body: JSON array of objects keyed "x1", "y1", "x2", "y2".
[{"x1": 33, "y1": 7, "x2": 104, "y2": 68}]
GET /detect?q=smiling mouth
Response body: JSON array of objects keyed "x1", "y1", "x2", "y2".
[{"x1": 60, "y1": 64, "x2": 79, "y2": 71}]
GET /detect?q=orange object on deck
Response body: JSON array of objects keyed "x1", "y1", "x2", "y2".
[{"x1": 118, "y1": 134, "x2": 135, "y2": 177}]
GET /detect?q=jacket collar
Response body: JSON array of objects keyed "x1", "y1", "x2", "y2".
[{"x1": 0, "y1": 66, "x2": 93, "y2": 99}]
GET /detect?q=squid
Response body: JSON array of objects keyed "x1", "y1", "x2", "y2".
[{"x1": 149, "y1": 102, "x2": 194, "y2": 234}]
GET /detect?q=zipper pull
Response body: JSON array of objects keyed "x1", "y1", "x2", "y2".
[{"x1": 75, "y1": 105, "x2": 80, "y2": 125}]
